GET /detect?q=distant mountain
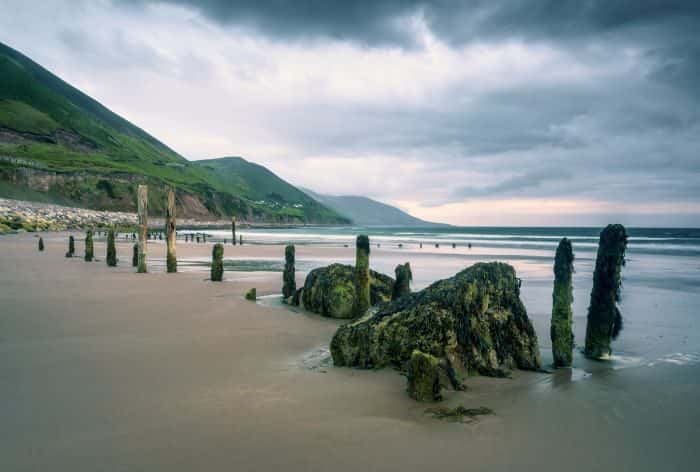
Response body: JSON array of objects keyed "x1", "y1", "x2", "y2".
[
  {"x1": 0, "y1": 41, "x2": 346, "y2": 223},
  {"x1": 301, "y1": 188, "x2": 446, "y2": 227}
]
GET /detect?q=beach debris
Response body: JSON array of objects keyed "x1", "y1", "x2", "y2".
[
  {"x1": 425, "y1": 406, "x2": 493, "y2": 423},
  {"x1": 106, "y1": 228, "x2": 117, "y2": 266},
  {"x1": 165, "y1": 189, "x2": 177, "y2": 273},
  {"x1": 407, "y1": 350, "x2": 443, "y2": 401},
  {"x1": 211, "y1": 243, "x2": 224, "y2": 281},
  {"x1": 290, "y1": 263, "x2": 394, "y2": 318},
  {"x1": 38, "y1": 236, "x2": 44, "y2": 251},
  {"x1": 132, "y1": 243, "x2": 138, "y2": 267},
  {"x1": 585, "y1": 224, "x2": 628, "y2": 360},
  {"x1": 84, "y1": 229, "x2": 94, "y2": 262},
  {"x1": 66, "y1": 235, "x2": 75, "y2": 257},
  {"x1": 551, "y1": 238, "x2": 574, "y2": 367},
  {"x1": 231, "y1": 217, "x2": 237, "y2": 245},
  {"x1": 392, "y1": 262, "x2": 412, "y2": 301},
  {"x1": 283, "y1": 244, "x2": 296, "y2": 300},
  {"x1": 245, "y1": 288, "x2": 257, "y2": 301},
  {"x1": 137, "y1": 185, "x2": 148, "y2": 273},
  {"x1": 331, "y1": 262, "x2": 541, "y2": 376},
  {"x1": 353, "y1": 235, "x2": 371, "y2": 318}
]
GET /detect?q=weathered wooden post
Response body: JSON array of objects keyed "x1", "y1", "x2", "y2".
[
  {"x1": 551, "y1": 238, "x2": 574, "y2": 367},
  {"x1": 283, "y1": 244, "x2": 296, "y2": 300},
  {"x1": 352, "y1": 235, "x2": 371, "y2": 317},
  {"x1": 211, "y1": 243, "x2": 224, "y2": 281},
  {"x1": 132, "y1": 243, "x2": 138, "y2": 267},
  {"x1": 165, "y1": 189, "x2": 177, "y2": 273},
  {"x1": 106, "y1": 228, "x2": 117, "y2": 266},
  {"x1": 84, "y1": 229, "x2": 94, "y2": 262},
  {"x1": 137, "y1": 185, "x2": 148, "y2": 273},
  {"x1": 38, "y1": 237, "x2": 44, "y2": 252},
  {"x1": 239, "y1": 234, "x2": 243, "y2": 245},
  {"x1": 584, "y1": 224, "x2": 628, "y2": 360},
  {"x1": 231, "y1": 217, "x2": 237, "y2": 246},
  {"x1": 392, "y1": 262, "x2": 412, "y2": 301},
  {"x1": 66, "y1": 235, "x2": 75, "y2": 257}
]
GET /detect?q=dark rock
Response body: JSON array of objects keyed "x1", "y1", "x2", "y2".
[{"x1": 330, "y1": 262, "x2": 540, "y2": 376}]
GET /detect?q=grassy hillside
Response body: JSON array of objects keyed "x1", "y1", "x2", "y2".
[{"x1": 0, "y1": 42, "x2": 347, "y2": 223}]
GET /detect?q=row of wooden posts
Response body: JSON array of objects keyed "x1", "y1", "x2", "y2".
[{"x1": 41, "y1": 184, "x2": 628, "y2": 364}]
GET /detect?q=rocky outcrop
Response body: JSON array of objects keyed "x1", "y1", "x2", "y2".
[
  {"x1": 292, "y1": 263, "x2": 395, "y2": 319},
  {"x1": 330, "y1": 262, "x2": 540, "y2": 377}
]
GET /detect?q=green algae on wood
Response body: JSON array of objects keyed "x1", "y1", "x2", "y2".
[
  {"x1": 352, "y1": 235, "x2": 371, "y2": 318},
  {"x1": 66, "y1": 235, "x2": 74, "y2": 257},
  {"x1": 584, "y1": 224, "x2": 628, "y2": 360},
  {"x1": 165, "y1": 189, "x2": 177, "y2": 273},
  {"x1": 84, "y1": 229, "x2": 94, "y2": 262},
  {"x1": 245, "y1": 288, "x2": 257, "y2": 301},
  {"x1": 283, "y1": 244, "x2": 296, "y2": 300},
  {"x1": 292, "y1": 263, "x2": 394, "y2": 319},
  {"x1": 211, "y1": 243, "x2": 224, "y2": 281},
  {"x1": 330, "y1": 262, "x2": 540, "y2": 376},
  {"x1": 106, "y1": 228, "x2": 117, "y2": 266},
  {"x1": 137, "y1": 185, "x2": 148, "y2": 273},
  {"x1": 407, "y1": 350, "x2": 442, "y2": 402},
  {"x1": 392, "y1": 262, "x2": 412, "y2": 301},
  {"x1": 551, "y1": 238, "x2": 574, "y2": 367}
]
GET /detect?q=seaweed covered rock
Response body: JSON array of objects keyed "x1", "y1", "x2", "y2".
[
  {"x1": 330, "y1": 262, "x2": 540, "y2": 376},
  {"x1": 293, "y1": 263, "x2": 394, "y2": 319},
  {"x1": 407, "y1": 350, "x2": 442, "y2": 402}
]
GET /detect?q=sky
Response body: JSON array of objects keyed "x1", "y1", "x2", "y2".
[{"x1": 1, "y1": 0, "x2": 699, "y2": 226}]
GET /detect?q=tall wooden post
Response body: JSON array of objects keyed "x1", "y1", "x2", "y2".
[
  {"x1": 283, "y1": 244, "x2": 296, "y2": 299},
  {"x1": 584, "y1": 224, "x2": 627, "y2": 359},
  {"x1": 232, "y1": 217, "x2": 237, "y2": 246},
  {"x1": 84, "y1": 229, "x2": 94, "y2": 262},
  {"x1": 551, "y1": 238, "x2": 574, "y2": 367},
  {"x1": 165, "y1": 189, "x2": 177, "y2": 273},
  {"x1": 211, "y1": 243, "x2": 224, "y2": 281},
  {"x1": 392, "y1": 262, "x2": 412, "y2": 301},
  {"x1": 352, "y1": 235, "x2": 371, "y2": 317},
  {"x1": 137, "y1": 185, "x2": 148, "y2": 273}
]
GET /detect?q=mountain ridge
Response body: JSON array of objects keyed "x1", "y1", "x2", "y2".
[
  {"x1": 301, "y1": 188, "x2": 447, "y2": 227},
  {"x1": 0, "y1": 41, "x2": 347, "y2": 224}
]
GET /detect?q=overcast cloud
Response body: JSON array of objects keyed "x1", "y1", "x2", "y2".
[{"x1": 1, "y1": 0, "x2": 698, "y2": 225}]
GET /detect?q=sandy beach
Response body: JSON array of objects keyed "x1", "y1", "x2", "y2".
[{"x1": 2, "y1": 232, "x2": 699, "y2": 471}]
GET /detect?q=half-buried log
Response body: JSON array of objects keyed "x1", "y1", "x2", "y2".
[{"x1": 330, "y1": 262, "x2": 540, "y2": 376}]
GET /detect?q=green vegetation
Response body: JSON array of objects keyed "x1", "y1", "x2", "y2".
[
  {"x1": 106, "y1": 228, "x2": 117, "y2": 266},
  {"x1": 551, "y1": 238, "x2": 574, "y2": 367},
  {"x1": 585, "y1": 224, "x2": 628, "y2": 359},
  {"x1": 0, "y1": 42, "x2": 347, "y2": 224},
  {"x1": 425, "y1": 406, "x2": 493, "y2": 423},
  {"x1": 84, "y1": 230, "x2": 93, "y2": 262},
  {"x1": 38, "y1": 236, "x2": 44, "y2": 251},
  {"x1": 66, "y1": 235, "x2": 74, "y2": 257},
  {"x1": 211, "y1": 243, "x2": 224, "y2": 281}
]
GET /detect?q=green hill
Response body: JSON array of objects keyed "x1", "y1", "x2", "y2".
[{"x1": 0, "y1": 42, "x2": 347, "y2": 224}]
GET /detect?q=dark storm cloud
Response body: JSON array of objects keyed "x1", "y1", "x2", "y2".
[{"x1": 123, "y1": 0, "x2": 700, "y2": 44}]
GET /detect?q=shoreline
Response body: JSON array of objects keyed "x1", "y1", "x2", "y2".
[{"x1": 1, "y1": 231, "x2": 699, "y2": 471}]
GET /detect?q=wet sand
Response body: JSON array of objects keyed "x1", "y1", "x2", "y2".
[{"x1": 1, "y1": 232, "x2": 699, "y2": 471}]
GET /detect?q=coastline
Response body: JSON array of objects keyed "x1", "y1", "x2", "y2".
[{"x1": 1, "y1": 231, "x2": 699, "y2": 471}]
